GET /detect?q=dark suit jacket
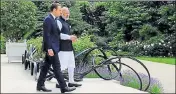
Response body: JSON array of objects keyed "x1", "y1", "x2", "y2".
[{"x1": 42, "y1": 14, "x2": 60, "y2": 53}]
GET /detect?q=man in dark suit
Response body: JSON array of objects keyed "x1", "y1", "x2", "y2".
[{"x1": 36, "y1": 3, "x2": 76, "y2": 93}]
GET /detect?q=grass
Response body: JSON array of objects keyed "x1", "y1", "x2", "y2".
[
  {"x1": 85, "y1": 71, "x2": 163, "y2": 93},
  {"x1": 122, "y1": 77, "x2": 163, "y2": 93},
  {"x1": 85, "y1": 72, "x2": 99, "y2": 78},
  {"x1": 84, "y1": 70, "x2": 163, "y2": 93},
  {"x1": 136, "y1": 56, "x2": 175, "y2": 65},
  {"x1": 120, "y1": 71, "x2": 163, "y2": 93},
  {"x1": 149, "y1": 85, "x2": 163, "y2": 93},
  {"x1": 121, "y1": 75, "x2": 140, "y2": 89}
]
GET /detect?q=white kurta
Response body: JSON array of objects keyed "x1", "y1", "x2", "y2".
[{"x1": 58, "y1": 51, "x2": 75, "y2": 70}]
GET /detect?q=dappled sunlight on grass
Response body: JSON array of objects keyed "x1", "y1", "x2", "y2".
[{"x1": 136, "y1": 56, "x2": 175, "y2": 65}]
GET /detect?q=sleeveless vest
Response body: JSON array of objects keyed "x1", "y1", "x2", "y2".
[{"x1": 59, "y1": 17, "x2": 73, "y2": 51}]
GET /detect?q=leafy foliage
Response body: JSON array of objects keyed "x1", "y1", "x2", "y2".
[
  {"x1": 1, "y1": 0, "x2": 37, "y2": 40},
  {"x1": 27, "y1": 37, "x2": 44, "y2": 59},
  {"x1": 73, "y1": 35, "x2": 96, "y2": 54},
  {"x1": 0, "y1": 35, "x2": 6, "y2": 54},
  {"x1": 26, "y1": 1, "x2": 52, "y2": 39},
  {"x1": 68, "y1": 2, "x2": 92, "y2": 36},
  {"x1": 139, "y1": 24, "x2": 159, "y2": 40}
]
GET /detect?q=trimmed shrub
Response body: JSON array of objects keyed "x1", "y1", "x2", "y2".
[
  {"x1": 0, "y1": 35, "x2": 6, "y2": 54},
  {"x1": 73, "y1": 35, "x2": 96, "y2": 54},
  {"x1": 27, "y1": 37, "x2": 44, "y2": 59}
]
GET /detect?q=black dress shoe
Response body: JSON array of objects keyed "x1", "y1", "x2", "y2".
[
  {"x1": 36, "y1": 86, "x2": 52, "y2": 92},
  {"x1": 74, "y1": 78, "x2": 83, "y2": 82},
  {"x1": 61, "y1": 87, "x2": 76, "y2": 93},
  {"x1": 56, "y1": 83, "x2": 60, "y2": 88},
  {"x1": 56, "y1": 83, "x2": 82, "y2": 88},
  {"x1": 68, "y1": 83, "x2": 82, "y2": 87}
]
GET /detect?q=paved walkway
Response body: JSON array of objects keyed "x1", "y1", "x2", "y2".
[{"x1": 1, "y1": 54, "x2": 147, "y2": 93}]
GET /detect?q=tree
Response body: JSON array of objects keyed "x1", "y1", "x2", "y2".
[
  {"x1": 157, "y1": 4, "x2": 176, "y2": 34},
  {"x1": 1, "y1": 0, "x2": 37, "y2": 41},
  {"x1": 80, "y1": 1, "x2": 107, "y2": 36},
  {"x1": 68, "y1": 1, "x2": 92, "y2": 36},
  {"x1": 139, "y1": 24, "x2": 159, "y2": 40},
  {"x1": 24, "y1": 1, "x2": 52, "y2": 39}
]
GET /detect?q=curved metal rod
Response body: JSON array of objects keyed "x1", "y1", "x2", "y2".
[
  {"x1": 123, "y1": 56, "x2": 151, "y2": 91},
  {"x1": 120, "y1": 62, "x2": 143, "y2": 90},
  {"x1": 103, "y1": 56, "x2": 150, "y2": 91},
  {"x1": 81, "y1": 47, "x2": 122, "y2": 75},
  {"x1": 75, "y1": 46, "x2": 103, "y2": 58},
  {"x1": 90, "y1": 56, "x2": 143, "y2": 90},
  {"x1": 77, "y1": 47, "x2": 107, "y2": 72},
  {"x1": 92, "y1": 55, "x2": 122, "y2": 80},
  {"x1": 78, "y1": 56, "x2": 121, "y2": 79},
  {"x1": 95, "y1": 56, "x2": 142, "y2": 90}
]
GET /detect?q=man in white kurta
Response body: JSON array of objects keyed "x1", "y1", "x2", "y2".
[{"x1": 56, "y1": 7, "x2": 82, "y2": 87}]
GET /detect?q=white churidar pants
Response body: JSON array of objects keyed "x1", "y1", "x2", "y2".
[{"x1": 58, "y1": 51, "x2": 75, "y2": 83}]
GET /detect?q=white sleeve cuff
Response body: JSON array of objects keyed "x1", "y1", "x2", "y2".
[{"x1": 60, "y1": 33, "x2": 71, "y2": 40}]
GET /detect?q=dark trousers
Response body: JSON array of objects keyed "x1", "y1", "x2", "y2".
[{"x1": 37, "y1": 52, "x2": 67, "y2": 90}]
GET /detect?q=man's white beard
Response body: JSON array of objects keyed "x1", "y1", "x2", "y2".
[
  {"x1": 65, "y1": 17, "x2": 69, "y2": 20},
  {"x1": 61, "y1": 15, "x2": 69, "y2": 20}
]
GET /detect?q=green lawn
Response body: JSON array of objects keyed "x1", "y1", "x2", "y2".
[
  {"x1": 85, "y1": 73, "x2": 99, "y2": 78},
  {"x1": 136, "y1": 56, "x2": 176, "y2": 65}
]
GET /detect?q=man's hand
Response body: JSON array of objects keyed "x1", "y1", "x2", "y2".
[
  {"x1": 70, "y1": 35, "x2": 77, "y2": 42},
  {"x1": 48, "y1": 49, "x2": 54, "y2": 56}
]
